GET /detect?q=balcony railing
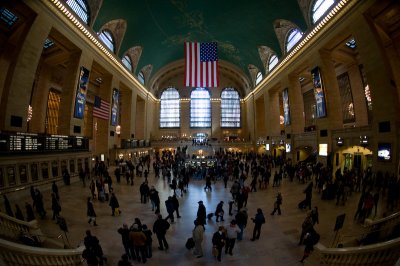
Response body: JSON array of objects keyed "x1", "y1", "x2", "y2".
[
  {"x1": 308, "y1": 238, "x2": 400, "y2": 266},
  {"x1": 0, "y1": 238, "x2": 84, "y2": 266}
]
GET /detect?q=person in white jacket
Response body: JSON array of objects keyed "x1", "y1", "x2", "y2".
[
  {"x1": 225, "y1": 220, "x2": 240, "y2": 255},
  {"x1": 192, "y1": 219, "x2": 205, "y2": 258}
]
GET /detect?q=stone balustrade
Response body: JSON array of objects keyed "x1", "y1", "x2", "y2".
[
  {"x1": 307, "y1": 237, "x2": 400, "y2": 266},
  {"x1": 0, "y1": 238, "x2": 85, "y2": 266},
  {"x1": 360, "y1": 212, "x2": 400, "y2": 244},
  {"x1": 0, "y1": 212, "x2": 42, "y2": 242}
]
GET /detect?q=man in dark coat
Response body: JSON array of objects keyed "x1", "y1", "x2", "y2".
[
  {"x1": 109, "y1": 193, "x2": 120, "y2": 216},
  {"x1": 197, "y1": 201, "x2": 206, "y2": 225},
  {"x1": 164, "y1": 196, "x2": 175, "y2": 223},
  {"x1": 171, "y1": 194, "x2": 181, "y2": 218},
  {"x1": 153, "y1": 214, "x2": 170, "y2": 250},
  {"x1": 87, "y1": 197, "x2": 97, "y2": 226},
  {"x1": 250, "y1": 208, "x2": 265, "y2": 241},
  {"x1": 212, "y1": 226, "x2": 226, "y2": 262}
]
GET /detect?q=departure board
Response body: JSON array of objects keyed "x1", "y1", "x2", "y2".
[{"x1": 0, "y1": 132, "x2": 88, "y2": 154}]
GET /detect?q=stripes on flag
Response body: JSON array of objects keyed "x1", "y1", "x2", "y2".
[
  {"x1": 93, "y1": 96, "x2": 110, "y2": 120},
  {"x1": 185, "y1": 42, "x2": 219, "y2": 88}
]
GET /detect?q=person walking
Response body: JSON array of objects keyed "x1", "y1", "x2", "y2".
[
  {"x1": 87, "y1": 197, "x2": 98, "y2": 226},
  {"x1": 215, "y1": 201, "x2": 225, "y2": 222},
  {"x1": 149, "y1": 186, "x2": 160, "y2": 213},
  {"x1": 225, "y1": 220, "x2": 240, "y2": 255},
  {"x1": 142, "y1": 224, "x2": 153, "y2": 258},
  {"x1": 171, "y1": 194, "x2": 181, "y2": 218},
  {"x1": 197, "y1": 201, "x2": 206, "y2": 226},
  {"x1": 164, "y1": 196, "x2": 175, "y2": 224},
  {"x1": 212, "y1": 226, "x2": 226, "y2": 262},
  {"x1": 235, "y1": 208, "x2": 248, "y2": 241},
  {"x1": 192, "y1": 219, "x2": 205, "y2": 258},
  {"x1": 109, "y1": 193, "x2": 120, "y2": 216},
  {"x1": 270, "y1": 192, "x2": 283, "y2": 215},
  {"x1": 3, "y1": 194, "x2": 14, "y2": 217},
  {"x1": 25, "y1": 202, "x2": 35, "y2": 222},
  {"x1": 52, "y1": 181, "x2": 59, "y2": 200},
  {"x1": 118, "y1": 224, "x2": 132, "y2": 260},
  {"x1": 311, "y1": 206, "x2": 319, "y2": 225},
  {"x1": 51, "y1": 192, "x2": 61, "y2": 220},
  {"x1": 14, "y1": 204, "x2": 25, "y2": 221},
  {"x1": 129, "y1": 224, "x2": 147, "y2": 263},
  {"x1": 250, "y1": 208, "x2": 265, "y2": 241},
  {"x1": 153, "y1": 214, "x2": 170, "y2": 250},
  {"x1": 298, "y1": 212, "x2": 314, "y2": 245}
]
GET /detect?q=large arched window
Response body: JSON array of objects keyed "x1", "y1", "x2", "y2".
[
  {"x1": 160, "y1": 88, "x2": 180, "y2": 128},
  {"x1": 66, "y1": 0, "x2": 90, "y2": 25},
  {"x1": 312, "y1": 0, "x2": 335, "y2": 24},
  {"x1": 268, "y1": 54, "x2": 279, "y2": 72},
  {"x1": 255, "y1": 71, "x2": 263, "y2": 85},
  {"x1": 190, "y1": 88, "x2": 211, "y2": 128},
  {"x1": 122, "y1": 55, "x2": 132, "y2": 72},
  {"x1": 138, "y1": 71, "x2": 145, "y2": 85},
  {"x1": 98, "y1": 30, "x2": 115, "y2": 53},
  {"x1": 221, "y1": 88, "x2": 240, "y2": 128},
  {"x1": 286, "y1": 28, "x2": 303, "y2": 52}
]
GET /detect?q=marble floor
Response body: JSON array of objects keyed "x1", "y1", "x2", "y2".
[{"x1": 5, "y1": 167, "x2": 386, "y2": 266}]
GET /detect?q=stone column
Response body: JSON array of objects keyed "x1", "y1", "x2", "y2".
[
  {"x1": 1, "y1": 15, "x2": 51, "y2": 131},
  {"x1": 287, "y1": 74, "x2": 305, "y2": 134},
  {"x1": 347, "y1": 64, "x2": 368, "y2": 127},
  {"x1": 316, "y1": 49, "x2": 343, "y2": 130}
]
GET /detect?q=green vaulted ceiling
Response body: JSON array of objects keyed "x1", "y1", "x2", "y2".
[{"x1": 93, "y1": 0, "x2": 307, "y2": 82}]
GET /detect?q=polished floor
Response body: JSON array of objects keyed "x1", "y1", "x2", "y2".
[{"x1": 7, "y1": 166, "x2": 385, "y2": 266}]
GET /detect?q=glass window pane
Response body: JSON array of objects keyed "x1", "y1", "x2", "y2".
[
  {"x1": 0, "y1": 7, "x2": 18, "y2": 27},
  {"x1": 98, "y1": 30, "x2": 115, "y2": 53},
  {"x1": 66, "y1": 0, "x2": 90, "y2": 24},
  {"x1": 268, "y1": 55, "x2": 278, "y2": 72},
  {"x1": 122, "y1": 55, "x2": 132, "y2": 71},
  {"x1": 221, "y1": 88, "x2": 240, "y2": 128},
  {"x1": 286, "y1": 29, "x2": 303, "y2": 52},
  {"x1": 312, "y1": 0, "x2": 335, "y2": 24},
  {"x1": 256, "y1": 72, "x2": 263, "y2": 85},
  {"x1": 138, "y1": 71, "x2": 145, "y2": 85},
  {"x1": 160, "y1": 88, "x2": 180, "y2": 128},
  {"x1": 190, "y1": 88, "x2": 211, "y2": 128}
]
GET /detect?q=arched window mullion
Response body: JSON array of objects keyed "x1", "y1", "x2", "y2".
[
  {"x1": 98, "y1": 30, "x2": 115, "y2": 53},
  {"x1": 66, "y1": 0, "x2": 90, "y2": 25},
  {"x1": 311, "y1": 0, "x2": 335, "y2": 24},
  {"x1": 160, "y1": 88, "x2": 180, "y2": 128},
  {"x1": 190, "y1": 88, "x2": 211, "y2": 128},
  {"x1": 221, "y1": 88, "x2": 240, "y2": 128}
]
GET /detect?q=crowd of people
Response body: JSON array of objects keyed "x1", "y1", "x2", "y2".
[{"x1": 1, "y1": 149, "x2": 400, "y2": 265}]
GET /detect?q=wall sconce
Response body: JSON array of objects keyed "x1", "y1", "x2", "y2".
[
  {"x1": 116, "y1": 125, "x2": 121, "y2": 136},
  {"x1": 279, "y1": 139, "x2": 284, "y2": 145},
  {"x1": 360, "y1": 136, "x2": 368, "y2": 147},
  {"x1": 336, "y1": 137, "x2": 344, "y2": 146}
]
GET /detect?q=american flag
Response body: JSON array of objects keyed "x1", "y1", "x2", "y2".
[
  {"x1": 185, "y1": 42, "x2": 219, "y2": 88},
  {"x1": 93, "y1": 96, "x2": 110, "y2": 120}
]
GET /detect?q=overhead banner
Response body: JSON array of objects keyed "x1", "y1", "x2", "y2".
[
  {"x1": 73, "y1": 67, "x2": 90, "y2": 119},
  {"x1": 311, "y1": 66, "x2": 327, "y2": 118},
  {"x1": 282, "y1": 88, "x2": 290, "y2": 125},
  {"x1": 111, "y1": 88, "x2": 119, "y2": 126}
]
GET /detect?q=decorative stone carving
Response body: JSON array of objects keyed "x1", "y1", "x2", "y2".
[
  {"x1": 140, "y1": 64, "x2": 153, "y2": 86},
  {"x1": 248, "y1": 64, "x2": 259, "y2": 88},
  {"x1": 297, "y1": 0, "x2": 312, "y2": 28},
  {"x1": 86, "y1": 0, "x2": 103, "y2": 27},
  {"x1": 258, "y1": 46, "x2": 277, "y2": 74},
  {"x1": 100, "y1": 19, "x2": 127, "y2": 55},
  {"x1": 125, "y1": 46, "x2": 143, "y2": 74}
]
